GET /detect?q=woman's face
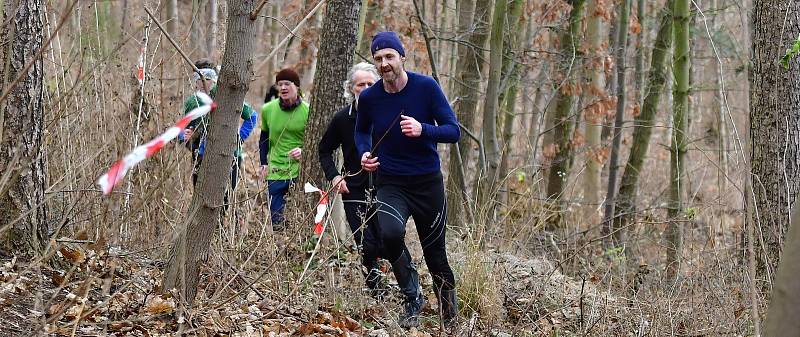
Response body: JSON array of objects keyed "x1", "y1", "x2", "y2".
[{"x1": 350, "y1": 70, "x2": 377, "y2": 99}]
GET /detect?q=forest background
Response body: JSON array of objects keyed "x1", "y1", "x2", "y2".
[{"x1": 0, "y1": 0, "x2": 797, "y2": 335}]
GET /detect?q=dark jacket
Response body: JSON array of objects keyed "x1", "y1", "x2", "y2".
[{"x1": 318, "y1": 103, "x2": 368, "y2": 191}]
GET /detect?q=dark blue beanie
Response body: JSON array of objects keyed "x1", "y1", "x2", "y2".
[{"x1": 371, "y1": 31, "x2": 405, "y2": 57}]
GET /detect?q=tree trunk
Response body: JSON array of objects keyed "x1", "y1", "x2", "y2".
[
  {"x1": 665, "y1": 0, "x2": 690, "y2": 281},
  {"x1": 581, "y1": 0, "x2": 611, "y2": 223},
  {"x1": 497, "y1": 0, "x2": 525, "y2": 198},
  {"x1": 301, "y1": 0, "x2": 361, "y2": 187},
  {"x1": 614, "y1": 0, "x2": 674, "y2": 252},
  {"x1": 600, "y1": 0, "x2": 631, "y2": 240},
  {"x1": 208, "y1": 0, "x2": 219, "y2": 58},
  {"x1": 0, "y1": 0, "x2": 47, "y2": 256},
  {"x1": 355, "y1": 0, "x2": 380, "y2": 60},
  {"x1": 545, "y1": 0, "x2": 587, "y2": 228},
  {"x1": 444, "y1": 0, "x2": 483, "y2": 224},
  {"x1": 764, "y1": 202, "x2": 800, "y2": 336},
  {"x1": 162, "y1": 0, "x2": 257, "y2": 303},
  {"x1": 711, "y1": 0, "x2": 728, "y2": 236},
  {"x1": 476, "y1": 0, "x2": 507, "y2": 208},
  {"x1": 165, "y1": 0, "x2": 178, "y2": 41},
  {"x1": 750, "y1": 0, "x2": 800, "y2": 287}
]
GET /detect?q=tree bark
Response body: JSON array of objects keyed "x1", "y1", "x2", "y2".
[
  {"x1": 476, "y1": 0, "x2": 507, "y2": 208},
  {"x1": 165, "y1": 0, "x2": 178, "y2": 41},
  {"x1": 0, "y1": 0, "x2": 47, "y2": 256},
  {"x1": 301, "y1": 0, "x2": 361, "y2": 187},
  {"x1": 355, "y1": 0, "x2": 380, "y2": 60},
  {"x1": 601, "y1": 0, "x2": 631, "y2": 240},
  {"x1": 665, "y1": 0, "x2": 690, "y2": 281},
  {"x1": 497, "y1": 0, "x2": 526, "y2": 200},
  {"x1": 581, "y1": 0, "x2": 611, "y2": 223},
  {"x1": 750, "y1": 0, "x2": 800, "y2": 287},
  {"x1": 545, "y1": 0, "x2": 587, "y2": 228},
  {"x1": 162, "y1": 0, "x2": 257, "y2": 304},
  {"x1": 208, "y1": 0, "x2": 219, "y2": 57},
  {"x1": 444, "y1": 0, "x2": 483, "y2": 224},
  {"x1": 614, "y1": 0, "x2": 673, "y2": 251}
]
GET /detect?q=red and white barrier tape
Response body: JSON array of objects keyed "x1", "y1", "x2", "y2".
[
  {"x1": 136, "y1": 47, "x2": 145, "y2": 84},
  {"x1": 97, "y1": 92, "x2": 215, "y2": 195},
  {"x1": 304, "y1": 182, "x2": 329, "y2": 235}
]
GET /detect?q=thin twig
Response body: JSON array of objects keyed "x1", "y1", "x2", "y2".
[
  {"x1": 254, "y1": 0, "x2": 327, "y2": 74},
  {"x1": 142, "y1": 6, "x2": 201, "y2": 75},
  {"x1": 250, "y1": 0, "x2": 272, "y2": 20}
]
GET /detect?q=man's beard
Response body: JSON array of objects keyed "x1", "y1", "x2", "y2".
[{"x1": 381, "y1": 66, "x2": 398, "y2": 82}]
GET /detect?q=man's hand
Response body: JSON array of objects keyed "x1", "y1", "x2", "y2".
[
  {"x1": 361, "y1": 152, "x2": 379, "y2": 172},
  {"x1": 332, "y1": 175, "x2": 350, "y2": 194},
  {"x1": 259, "y1": 165, "x2": 269, "y2": 179},
  {"x1": 183, "y1": 128, "x2": 194, "y2": 139},
  {"x1": 400, "y1": 115, "x2": 422, "y2": 137},
  {"x1": 288, "y1": 147, "x2": 302, "y2": 160}
]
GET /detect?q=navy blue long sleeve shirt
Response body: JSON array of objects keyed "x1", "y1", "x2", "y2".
[{"x1": 355, "y1": 71, "x2": 460, "y2": 176}]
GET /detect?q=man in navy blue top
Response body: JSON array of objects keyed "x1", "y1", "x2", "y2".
[{"x1": 356, "y1": 31, "x2": 460, "y2": 330}]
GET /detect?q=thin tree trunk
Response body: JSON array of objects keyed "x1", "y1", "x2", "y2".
[
  {"x1": 498, "y1": 3, "x2": 527, "y2": 198},
  {"x1": 208, "y1": 0, "x2": 219, "y2": 57},
  {"x1": 711, "y1": 0, "x2": 728, "y2": 236},
  {"x1": 165, "y1": 0, "x2": 178, "y2": 40},
  {"x1": 581, "y1": 0, "x2": 611, "y2": 223},
  {"x1": 614, "y1": 0, "x2": 674, "y2": 252},
  {"x1": 0, "y1": 0, "x2": 47, "y2": 256},
  {"x1": 162, "y1": 0, "x2": 257, "y2": 303},
  {"x1": 301, "y1": 0, "x2": 361, "y2": 186},
  {"x1": 444, "y1": 0, "x2": 483, "y2": 225},
  {"x1": 601, "y1": 0, "x2": 631, "y2": 241},
  {"x1": 356, "y1": 0, "x2": 380, "y2": 60},
  {"x1": 750, "y1": 0, "x2": 800, "y2": 288},
  {"x1": 545, "y1": 0, "x2": 587, "y2": 228},
  {"x1": 477, "y1": 0, "x2": 507, "y2": 210},
  {"x1": 190, "y1": 0, "x2": 205, "y2": 56},
  {"x1": 665, "y1": 0, "x2": 690, "y2": 281}
]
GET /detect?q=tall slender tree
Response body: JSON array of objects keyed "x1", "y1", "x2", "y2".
[
  {"x1": 497, "y1": 0, "x2": 526, "y2": 196},
  {"x1": 666, "y1": 0, "x2": 690, "y2": 280},
  {"x1": 581, "y1": 0, "x2": 612, "y2": 222},
  {"x1": 750, "y1": 0, "x2": 800, "y2": 286},
  {"x1": 301, "y1": 0, "x2": 362, "y2": 186},
  {"x1": 477, "y1": 0, "x2": 507, "y2": 207},
  {"x1": 614, "y1": 0, "x2": 674, "y2": 253},
  {"x1": 445, "y1": 0, "x2": 487, "y2": 224},
  {"x1": 545, "y1": 0, "x2": 587, "y2": 228},
  {"x1": 601, "y1": 0, "x2": 631, "y2": 241},
  {"x1": 0, "y1": 0, "x2": 47, "y2": 256},
  {"x1": 162, "y1": 0, "x2": 257, "y2": 303}
]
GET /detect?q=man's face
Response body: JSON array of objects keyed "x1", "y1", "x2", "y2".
[
  {"x1": 372, "y1": 48, "x2": 404, "y2": 82},
  {"x1": 196, "y1": 78, "x2": 215, "y2": 94},
  {"x1": 351, "y1": 70, "x2": 377, "y2": 98},
  {"x1": 277, "y1": 80, "x2": 298, "y2": 101}
]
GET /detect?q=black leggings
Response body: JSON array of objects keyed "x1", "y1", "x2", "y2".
[
  {"x1": 342, "y1": 189, "x2": 382, "y2": 269},
  {"x1": 375, "y1": 172, "x2": 455, "y2": 291}
]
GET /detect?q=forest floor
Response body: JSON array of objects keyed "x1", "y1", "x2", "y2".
[{"x1": 0, "y1": 217, "x2": 629, "y2": 336}]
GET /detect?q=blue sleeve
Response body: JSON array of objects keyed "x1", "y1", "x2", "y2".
[
  {"x1": 354, "y1": 100, "x2": 373, "y2": 155},
  {"x1": 178, "y1": 130, "x2": 186, "y2": 142},
  {"x1": 420, "y1": 80, "x2": 460, "y2": 143},
  {"x1": 239, "y1": 108, "x2": 258, "y2": 140}
]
